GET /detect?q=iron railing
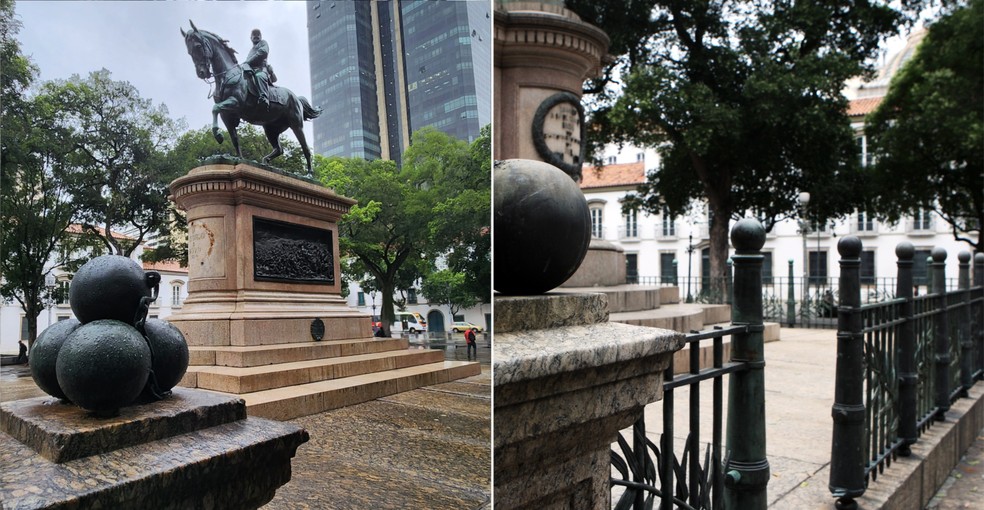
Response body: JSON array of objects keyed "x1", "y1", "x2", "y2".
[
  {"x1": 829, "y1": 243, "x2": 984, "y2": 509},
  {"x1": 612, "y1": 219, "x2": 770, "y2": 510},
  {"x1": 611, "y1": 325, "x2": 746, "y2": 510}
]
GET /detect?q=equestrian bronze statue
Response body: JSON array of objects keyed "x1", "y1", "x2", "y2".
[{"x1": 182, "y1": 20, "x2": 320, "y2": 175}]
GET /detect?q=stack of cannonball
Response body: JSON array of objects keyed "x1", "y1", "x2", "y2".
[{"x1": 30, "y1": 255, "x2": 189, "y2": 416}]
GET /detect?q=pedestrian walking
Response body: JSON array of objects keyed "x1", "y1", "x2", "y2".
[
  {"x1": 465, "y1": 328, "x2": 477, "y2": 360},
  {"x1": 17, "y1": 340, "x2": 28, "y2": 364}
]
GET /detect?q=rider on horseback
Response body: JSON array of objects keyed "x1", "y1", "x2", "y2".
[{"x1": 243, "y1": 28, "x2": 274, "y2": 109}]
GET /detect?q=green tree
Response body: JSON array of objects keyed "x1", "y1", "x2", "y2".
[
  {"x1": 567, "y1": 0, "x2": 928, "y2": 282},
  {"x1": 40, "y1": 69, "x2": 184, "y2": 257},
  {"x1": 0, "y1": 0, "x2": 96, "y2": 346},
  {"x1": 317, "y1": 127, "x2": 490, "y2": 335},
  {"x1": 866, "y1": 0, "x2": 983, "y2": 251},
  {"x1": 408, "y1": 126, "x2": 492, "y2": 305},
  {"x1": 317, "y1": 156, "x2": 426, "y2": 335},
  {"x1": 420, "y1": 269, "x2": 478, "y2": 320}
]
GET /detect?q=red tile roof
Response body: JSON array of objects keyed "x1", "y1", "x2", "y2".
[
  {"x1": 848, "y1": 97, "x2": 883, "y2": 118},
  {"x1": 580, "y1": 161, "x2": 646, "y2": 189},
  {"x1": 142, "y1": 259, "x2": 187, "y2": 273}
]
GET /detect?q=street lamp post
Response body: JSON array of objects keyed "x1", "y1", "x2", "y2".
[
  {"x1": 44, "y1": 273, "x2": 57, "y2": 328},
  {"x1": 798, "y1": 192, "x2": 811, "y2": 312},
  {"x1": 686, "y1": 233, "x2": 696, "y2": 303}
]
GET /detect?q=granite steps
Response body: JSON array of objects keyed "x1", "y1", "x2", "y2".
[{"x1": 179, "y1": 335, "x2": 481, "y2": 421}]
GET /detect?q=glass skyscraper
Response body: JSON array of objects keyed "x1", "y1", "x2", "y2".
[{"x1": 307, "y1": 0, "x2": 491, "y2": 164}]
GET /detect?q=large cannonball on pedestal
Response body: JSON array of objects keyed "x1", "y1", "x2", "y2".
[
  {"x1": 55, "y1": 320, "x2": 151, "y2": 416},
  {"x1": 29, "y1": 318, "x2": 82, "y2": 401},
  {"x1": 69, "y1": 255, "x2": 155, "y2": 325},
  {"x1": 143, "y1": 319, "x2": 190, "y2": 393},
  {"x1": 493, "y1": 159, "x2": 591, "y2": 295}
]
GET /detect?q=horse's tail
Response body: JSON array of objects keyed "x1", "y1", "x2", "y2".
[{"x1": 299, "y1": 96, "x2": 322, "y2": 121}]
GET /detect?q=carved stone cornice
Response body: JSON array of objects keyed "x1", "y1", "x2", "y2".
[
  {"x1": 169, "y1": 164, "x2": 355, "y2": 222},
  {"x1": 494, "y1": 7, "x2": 610, "y2": 80}
]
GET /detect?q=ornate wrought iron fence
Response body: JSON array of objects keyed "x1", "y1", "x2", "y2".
[
  {"x1": 611, "y1": 325, "x2": 746, "y2": 510},
  {"x1": 829, "y1": 243, "x2": 984, "y2": 509},
  {"x1": 612, "y1": 219, "x2": 770, "y2": 510}
]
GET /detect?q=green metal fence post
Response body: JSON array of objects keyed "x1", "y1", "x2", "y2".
[
  {"x1": 829, "y1": 236, "x2": 865, "y2": 509},
  {"x1": 958, "y1": 251, "x2": 973, "y2": 396},
  {"x1": 786, "y1": 260, "x2": 796, "y2": 327},
  {"x1": 932, "y1": 248, "x2": 950, "y2": 419},
  {"x1": 895, "y1": 242, "x2": 917, "y2": 456},
  {"x1": 976, "y1": 253, "x2": 984, "y2": 380},
  {"x1": 724, "y1": 219, "x2": 769, "y2": 510}
]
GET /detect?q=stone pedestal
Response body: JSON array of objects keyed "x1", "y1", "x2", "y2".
[
  {"x1": 168, "y1": 163, "x2": 369, "y2": 346},
  {"x1": 561, "y1": 239, "x2": 626, "y2": 287},
  {"x1": 493, "y1": 293, "x2": 684, "y2": 509},
  {"x1": 0, "y1": 388, "x2": 308, "y2": 509},
  {"x1": 494, "y1": 2, "x2": 609, "y2": 177}
]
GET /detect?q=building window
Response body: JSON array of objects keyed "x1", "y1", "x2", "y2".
[
  {"x1": 626, "y1": 253, "x2": 638, "y2": 284},
  {"x1": 623, "y1": 209, "x2": 638, "y2": 239},
  {"x1": 590, "y1": 206, "x2": 604, "y2": 239},
  {"x1": 911, "y1": 209, "x2": 933, "y2": 231},
  {"x1": 56, "y1": 279, "x2": 71, "y2": 305},
  {"x1": 606, "y1": 156, "x2": 616, "y2": 164},
  {"x1": 913, "y1": 249, "x2": 933, "y2": 286},
  {"x1": 357, "y1": 292, "x2": 365, "y2": 306},
  {"x1": 660, "y1": 252, "x2": 677, "y2": 284},
  {"x1": 860, "y1": 250, "x2": 876, "y2": 285},
  {"x1": 171, "y1": 284, "x2": 183, "y2": 307},
  {"x1": 762, "y1": 252, "x2": 774, "y2": 285},
  {"x1": 808, "y1": 250, "x2": 828, "y2": 284},
  {"x1": 660, "y1": 212, "x2": 676, "y2": 238},
  {"x1": 407, "y1": 288, "x2": 418, "y2": 305},
  {"x1": 20, "y1": 316, "x2": 29, "y2": 341},
  {"x1": 636, "y1": 152, "x2": 645, "y2": 162},
  {"x1": 856, "y1": 210, "x2": 875, "y2": 233}
]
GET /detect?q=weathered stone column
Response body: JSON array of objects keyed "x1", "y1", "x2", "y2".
[{"x1": 493, "y1": 293, "x2": 684, "y2": 509}]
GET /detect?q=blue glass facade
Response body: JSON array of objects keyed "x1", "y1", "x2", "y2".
[{"x1": 307, "y1": 1, "x2": 491, "y2": 163}]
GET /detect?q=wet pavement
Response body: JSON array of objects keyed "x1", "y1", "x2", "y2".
[
  {"x1": 926, "y1": 427, "x2": 984, "y2": 510},
  {"x1": 1, "y1": 359, "x2": 490, "y2": 510}
]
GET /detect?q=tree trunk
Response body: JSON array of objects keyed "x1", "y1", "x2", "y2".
[
  {"x1": 25, "y1": 303, "x2": 41, "y2": 351},
  {"x1": 379, "y1": 277, "x2": 396, "y2": 337},
  {"x1": 707, "y1": 199, "x2": 731, "y2": 303}
]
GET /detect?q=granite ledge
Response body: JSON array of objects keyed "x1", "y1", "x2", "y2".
[
  {"x1": 0, "y1": 388, "x2": 246, "y2": 464},
  {"x1": 493, "y1": 321, "x2": 684, "y2": 386},
  {"x1": 493, "y1": 293, "x2": 609, "y2": 333}
]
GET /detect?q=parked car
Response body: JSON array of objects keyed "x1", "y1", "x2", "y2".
[{"x1": 450, "y1": 321, "x2": 482, "y2": 333}]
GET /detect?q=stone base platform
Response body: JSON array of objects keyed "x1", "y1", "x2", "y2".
[
  {"x1": 180, "y1": 335, "x2": 481, "y2": 421},
  {"x1": 0, "y1": 388, "x2": 308, "y2": 510}
]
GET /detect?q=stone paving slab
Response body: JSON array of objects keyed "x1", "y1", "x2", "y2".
[{"x1": 265, "y1": 371, "x2": 490, "y2": 509}]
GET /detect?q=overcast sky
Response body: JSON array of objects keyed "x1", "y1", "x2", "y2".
[{"x1": 14, "y1": 0, "x2": 313, "y2": 140}]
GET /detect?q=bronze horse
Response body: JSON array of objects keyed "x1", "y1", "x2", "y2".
[{"x1": 181, "y1": 21, "x2": 320, "y2": 175}]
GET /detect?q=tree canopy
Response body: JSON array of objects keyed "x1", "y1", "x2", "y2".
[
  {"x1": 0, "y1": 0, "x2": 96, "y2": 345},
  {"x1": 317, "y1": 126, "x2": 490, "y2": 334},
  {"x1": 865, "y1": 0, "x2": 983, "y2": 251},
  {"x1": 567, "y1": 0, "x2": 932, "y2": 280},
  {"x1": 40, "y1": 69, "x2": 184, "y2": 257}
]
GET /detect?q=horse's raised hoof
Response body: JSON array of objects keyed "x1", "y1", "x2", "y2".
[{"x1": 214, "y1": 132, "x2": 224, "y2": 144}]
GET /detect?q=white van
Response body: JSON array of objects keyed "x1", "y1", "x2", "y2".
[{"x1": 391, "y1": 312, "x2": 427, "y2": 334}]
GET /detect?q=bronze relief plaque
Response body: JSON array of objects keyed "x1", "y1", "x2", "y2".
[{"x1": 252, "y1": 217, "x2": 335, "y2": 284}]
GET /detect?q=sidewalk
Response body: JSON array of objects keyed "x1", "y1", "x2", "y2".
[
  {"x1": 624, "y1": 327, "x2": 984, "y2": 509},
  {"x1": 0, "y1": 361, "x2": 491, "y2": 510}
]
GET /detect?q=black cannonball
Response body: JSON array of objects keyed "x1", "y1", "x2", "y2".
[
  {"x1": 493, "y1": 159, "x2": 591, "y2": 295},
  {"x1": 29, "y1": 318, "x2": 81, "y2": 400},
  {"x1": 55, "y1": 320, "x2": 151, "y2": 415},
  {"x1": 143, "y1": 319, "x2": 190, "y2": 393},
  {"x1": 69, "y1": 255, "x2": 153, "y2": 325}
]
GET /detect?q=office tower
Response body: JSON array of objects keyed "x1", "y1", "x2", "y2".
[{"x1": 307, "y1": 1, "x2": 491, "y2": 164}]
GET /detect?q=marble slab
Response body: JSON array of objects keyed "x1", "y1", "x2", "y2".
[
  {"x1": 494, "y1": 293, "x2": 609, "y2": 333},
  {"x1": 0, "y1": 387, "x2": 246, "y2": 463}
]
